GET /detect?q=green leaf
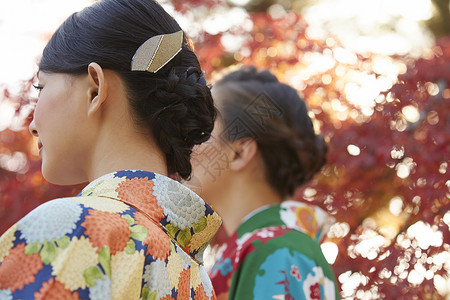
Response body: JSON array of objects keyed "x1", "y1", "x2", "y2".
[
  {"x1": 193, "y1": 216, "x2": 207, "y2": 233},
  {"x1": 122, "y1": 214, "x2": 135, "y2": 226},
  {"x1": 25, "y1": 242, "x2": 42, "y2": 255},
  {"x1": 177, "y1": 228, "x2": 192, "y2": 248},
  {"x1": 98, "y1": 247, "x2": 111, "y2": 277},
  {"x1": 148, "y1": 291, "x2": 157, "y2": 300},
  {"x1": 165, "y1": 224, "x2": 179, "y2": 238},
  {"x1": 170, "y1": 242, "x2": 176, "y2": 252},
  {"x1": 141, "y1": 287, "x2": 150, "y2": 300},
  {"x1": 57, "y1": 236, "x2": 70, "y2": 249},
  {"x1": 124, "y1": 240, "x2": 136, "y2": 255},
  {"x1": 130, "y1": 225, "x2": 148, "y2": 241},
  {"x1": 41, "y1": 241, "x2": 58, "y2": 264},
  {"x1": 80, "y1": 180, "x2": 104, "y2": 196},
  {"x1": 83, "y1": 266, "x2": 104, "y2": 287}
]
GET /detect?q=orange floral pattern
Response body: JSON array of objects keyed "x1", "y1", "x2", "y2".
[
  {"x1": 82, "y1": 209, "x2": 131, "y2": 254},
  {"x1": 177, "y1": 268, "x2": 191, "y2": 299},
  {"x1": 117, "y1": 177, "x2": 165, "y2": 222},
  {"x1": 134, "y1": 211, "x2": 171, "y2": 260},
  {"x1": 0, "y1": 170, "x2": 220, "y2": 299},
  {"x1": 194, "y1": 285, "x2": 209, "y2": 300},
  {"x1": 0, "y1": 243, "x2": 43, "y2": 292},
  {"x1": 34, "y1": 278, "x2": 81, "y2": 300}
]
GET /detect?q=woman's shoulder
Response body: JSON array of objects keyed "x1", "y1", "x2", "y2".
[
  {"x1": 15, "y1": 197, "x2": 86, "y2": 242},
  {"x1": 232, "y1": 225, "x2": 327, "y2": 272},
  {"x1": 13, "y1": 196, "x2": 136, "y2": 244},
  {"x1": 238, "y1": 224, "x2": 317, "y2": 249}
]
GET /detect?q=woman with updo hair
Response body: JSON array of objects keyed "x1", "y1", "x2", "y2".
[
  {"x1": 0, "y1": 0, "x2": 221, "y2": 299},
  {"x1": 189, "y1": 66, "x2": 339, "y2": 299}
]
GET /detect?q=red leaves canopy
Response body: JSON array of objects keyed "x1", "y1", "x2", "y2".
[{"x1": 0, "y1": 2, "x2": 448, "y2": 298}]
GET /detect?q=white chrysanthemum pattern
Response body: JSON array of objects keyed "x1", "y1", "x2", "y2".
[
  {"x1": 199, "y1": 266, "x2": 214, "y2": 298},
  {"x1": 178, "y1": 248, "x2": 192, "y2": 270},
  {"x1": 18, "y1": 198, "x2": 82, "y2": 243},
  {"x1": 143, "y1": 259, "x2": 171, "y2": 298},
  {"x1": 89, "y1": 276, "x2": 112, "y2": 300},
  {"x1": 0, "y1": 289, "x2": 12, "y2": 300},
  {"x1": 152, "y1": 174, "x2": 206, "y2": 229}
]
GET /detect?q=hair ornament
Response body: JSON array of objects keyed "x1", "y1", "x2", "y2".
[{"x1": 131, "y1": 30, "x2": 183, "y2": 73}]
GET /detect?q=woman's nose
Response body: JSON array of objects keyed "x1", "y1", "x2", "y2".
[{"x1": 29, "y1": 119, "x2": 38, "y2": 137}]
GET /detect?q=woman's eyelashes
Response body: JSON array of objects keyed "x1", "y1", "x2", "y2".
[{"x1": 33, "y1": 84, "x2": 43, "y2": 96}]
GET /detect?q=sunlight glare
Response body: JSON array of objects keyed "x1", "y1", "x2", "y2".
[
  {"x1": 229, "y1": 0, "x2": 251, "y2": 6},
  {"x1": 303, "y1": 0, "x2": 433, "y2": 56},
  {"x1": 434, "y1": 275, "x2": 450, "y2": 296},
  {"x1": 347, "y1": 144, "x2": 361, "y2": 156},
  {"x1": 321, "y1": 242, "x2": 339, "y2": 264},
  {"x1": 443, "y1": 211, "x2": 450, "y2": 226},
  {"x1": 0, "y1": 101, "x2": 16, "y2": 131},
  {"x1": 407, "y1": 221, "x2": 443, "y2": 250},
  {"x1": 389, "y1": 197, "x2": 403, "y2": 216},
  {"x1": 407, "y1": 269, "x2": 424, "y2": 285},
  {"x1": 402, "y1": 105, "x2": 420, "y2": 123},
  {"x1": 382, "y1": 0, "x2": 432, "y2": 21},
  {"x1": 396, "y1": 158, "x2": 415, "y2": 179},
  {"x1": 327, "y1": 222, "x2": 350, "y2": 239},
  {"x1": 0, "y1": 0, "x2": 92, "y2": 88},
  {"x1": 202, "y1": 7, "x2": 248, "y2": 35},
  {"x1": 0, "y1": 152, "x2": 28, "y2": 173}
]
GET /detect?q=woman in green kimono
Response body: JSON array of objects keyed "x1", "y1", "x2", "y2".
[
  {"x1": 0, "y1": 0, "x2": 221, "y2": 299},
  {"x1": 190, "y1": 66, "x2": 340, "y2": 300}
]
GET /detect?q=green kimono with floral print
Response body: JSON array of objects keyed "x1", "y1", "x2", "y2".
[
  {"x1": 210, "y1": 201, "x2": 339, "y2": 300},
  {"x1": 0, "y1": 170, "x2": 222, "y2": 300}
]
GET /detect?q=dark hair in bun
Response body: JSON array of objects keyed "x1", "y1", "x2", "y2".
[
  {"x1": 38, "y1": 0, "x2": 216, "y2": 180},
  {"x1": 214, "y1": 66, "x2": 327, "y2": 198}
]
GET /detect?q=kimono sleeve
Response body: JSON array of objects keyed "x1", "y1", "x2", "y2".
[{"x1": 0, "y1": 198, "x2": 112, "y2": 299}]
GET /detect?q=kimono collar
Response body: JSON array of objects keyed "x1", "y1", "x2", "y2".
[
  {"x1": 237, "y1": 200, "x2": 334, "y2": 243},
  {"x1": 79, "y1": 170, "x2": 222, "y2": 264}
]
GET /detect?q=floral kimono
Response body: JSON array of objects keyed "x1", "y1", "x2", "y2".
[
  {"x1": 210, "y1": 201, "x2": 339, "y2": 300},
  {"x1": 0, "y1": 170, "x2": 222, "y2": 300}
]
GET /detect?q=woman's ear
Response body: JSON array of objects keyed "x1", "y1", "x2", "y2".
[
  {"x1": 87, "y1": 62, "x2": 107, "y2": 116},
  {"x1": 229, "y1": 139, "x2": 258, "y2": 171}
]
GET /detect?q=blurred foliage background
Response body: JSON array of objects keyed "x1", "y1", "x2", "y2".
[{"x1": 0, "y1": 0, "x2": 449, "y2": 298}]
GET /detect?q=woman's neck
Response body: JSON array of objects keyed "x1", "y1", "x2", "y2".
[
  {"x1": 212, "y1": 175, "x2": 282, "y2": 236},
  {"x1": 87, "y1": 122, "x2": 168, "y2": 182}
]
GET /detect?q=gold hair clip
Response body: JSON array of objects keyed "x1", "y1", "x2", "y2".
[{"x1": 131, "y1": 30, "x2": 184, "y2": 73}]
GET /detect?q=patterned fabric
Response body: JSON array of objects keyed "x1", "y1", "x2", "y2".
[
  {"x1": 210, "y1": 201, "x2": 339, "y2": 300},
  {"x1": 0, "y1": 170, "x2": 222, "y2": 300}
]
